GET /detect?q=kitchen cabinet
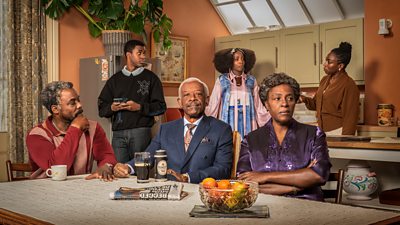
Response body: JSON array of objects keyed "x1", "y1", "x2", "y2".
[
  {"x1": 215, "y1": 35, "x2": 247, "y2": 51},
  {"x1": 247, "y1": 31, "x2": 280, "y2": 83},
  {"x1": 320, "y1": 19, "x2": 364, "y2": 84},
  {"x1": 215, "y1": 18, "x2": 364, "y2": 87},
  {"x1": 280, "y1": 25, "x2": 320, "y2": 86},
  {"x1": 215, "y1": 32, "x2": 280, "y2": 82}
]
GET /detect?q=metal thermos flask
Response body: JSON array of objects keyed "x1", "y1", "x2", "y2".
[{"x1": 154, "y1": 150, "x2": 167, "y2": 182}]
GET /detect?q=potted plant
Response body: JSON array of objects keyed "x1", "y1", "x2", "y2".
[{"x1": 41, "y1": 0, "x2": 173, "y2": 55}]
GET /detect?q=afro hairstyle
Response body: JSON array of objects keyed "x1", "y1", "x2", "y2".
[{"x1": 213, "y1": 48, "x2": 256, "y2": 74}]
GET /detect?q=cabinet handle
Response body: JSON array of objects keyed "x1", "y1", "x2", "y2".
[
  {"x1": 313, "y1": 43, "x2": 316, "y2": 66},
  {"x1": 320, "y1": 41, "x2": 323, "y2": 65},
  {"x1": 275, "y1": 47, "x2": 278, "y2": 68}
]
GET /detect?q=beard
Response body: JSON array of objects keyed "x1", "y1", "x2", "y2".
[
  {"x1": 184, "y1": 102, "x2": 204, "y2": 119},
  {"x1": 66, "y1": 109, "x2": 84, "y2": 124},
  {"x1": 188, "y1": 111, "x2": 203, "y2": 119}
]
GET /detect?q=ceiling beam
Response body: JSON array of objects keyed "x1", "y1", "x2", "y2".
[
  {"x1": 298, "y1": 0, "x2": 314, "y2": 24},
  {"x1": 214, "y1": 0, "x2": 250, "y2": 7},
  {"x1": 238, "y1": 1, "x2": 256, "y2": 27},
  {"x1": 265, "y1": 0, "x2": 285, "y2": 28},
  {"x1": 209, "y1": 0, "x2": 234, "y2": 35},
  {"x1": 332, "y1": 0, "x2": 345, "y2": 19}
]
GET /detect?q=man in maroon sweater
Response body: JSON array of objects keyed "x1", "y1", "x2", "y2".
[{"x1": 26, "y1": 81, "x2": 117, "y2": 181}]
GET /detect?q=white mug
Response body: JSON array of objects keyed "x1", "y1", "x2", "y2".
[{"x1": 45, "y1": 165, "x2": 67, "y2": 181}]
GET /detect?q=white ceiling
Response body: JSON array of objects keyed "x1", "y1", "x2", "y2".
[{"x1": 211, "y1": 0, "x2": 364, "y2": 34}]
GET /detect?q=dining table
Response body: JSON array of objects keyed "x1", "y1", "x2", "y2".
[{"x1": 0, "y1": 175, "x2": 399, "y2": 225}]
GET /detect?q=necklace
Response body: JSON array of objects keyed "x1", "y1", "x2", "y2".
[{"x1": 52, "y1": 119, "x2": 66, "y2": 133}]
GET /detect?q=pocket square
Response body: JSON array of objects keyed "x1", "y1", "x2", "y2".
[{"x1": 201, "y1": 137, "x2": 211, "y2": 143}]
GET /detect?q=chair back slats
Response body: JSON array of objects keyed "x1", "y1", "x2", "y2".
[
  {"x1": 6, "y1": 160, "x2": 32, "y2": 182},
  {"x1": 323, "y1": 169, "x2": 345, "y2": 203},
  {"x1": 231, "y1": 131, "x2": 241, "y2": 179}
]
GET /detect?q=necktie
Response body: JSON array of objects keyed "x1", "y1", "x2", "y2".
[{"x1": 184, "y1": 124, "x2": 196, "y2": 152}]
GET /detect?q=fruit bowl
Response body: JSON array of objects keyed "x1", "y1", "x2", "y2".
[{"x1": 199, "y1": 180, "x2": 258, "y2": 213}]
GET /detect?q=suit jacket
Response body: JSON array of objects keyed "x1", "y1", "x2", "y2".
[{"x1": 127, "y1": 115, "x2": 233, "y2": 183}]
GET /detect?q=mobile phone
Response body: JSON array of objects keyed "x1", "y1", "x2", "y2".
[{"x1": 113, "y1": 98, "x2": 127, "y2": 103}]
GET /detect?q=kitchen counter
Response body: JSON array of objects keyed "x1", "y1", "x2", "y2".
[
  {"x1": 327, "y1": 138, "x2": 400, "y2": 162},
  {"x1": 328, "y1": 140, "x2": 400, "y2": 151},
  {"x1": 357, "y1": 125, "x2": 399, "y2": 137}
]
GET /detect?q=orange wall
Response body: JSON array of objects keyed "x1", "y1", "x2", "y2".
[
  {"x1": 364, "y1": 0, "x2": 400, "y2": 125},
  {"x1": 59, "y1": 0, "x2": 229, "y2": 96},
  {"x1": 59, "y1": 1, "x2": 400, "y2": 125}
]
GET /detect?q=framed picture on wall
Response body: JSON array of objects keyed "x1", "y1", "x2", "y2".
[{"x1": 151, "y1": 35, "x2": 188, "y2": 86}]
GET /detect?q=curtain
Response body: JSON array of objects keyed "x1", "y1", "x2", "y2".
[
  {"x1": 0, "y1": 2, "x2": 9, "y2": 132},
  {"x1": 7, "y1": 1, "x2": 47, "y2": 163}
]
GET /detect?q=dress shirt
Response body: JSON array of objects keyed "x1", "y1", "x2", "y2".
[
  {"x1": 183, "y1": 116, "x2": 203, "y2": 137},
  {"x1": 127, "y1": 116, "x2": 204, "y2": 181},
  {"x1": 121, "y1": 66, "x2": 144, "y2": 77}
]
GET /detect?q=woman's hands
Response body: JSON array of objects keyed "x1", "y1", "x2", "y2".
[{"x1": 237, "y1": 171, "x2": 268, "y2": 184}]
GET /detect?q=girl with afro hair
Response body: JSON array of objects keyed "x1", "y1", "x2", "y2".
[{"x1": 205, "y1": 48, "x2": 270, "y2": 137}]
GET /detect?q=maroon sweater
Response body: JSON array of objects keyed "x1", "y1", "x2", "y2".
[{"x1": 26, "y1": 117, "x2": 117, "y2": 178}]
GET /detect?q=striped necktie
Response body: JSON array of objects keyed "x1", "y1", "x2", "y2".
[{"x1": 184, "y1": 124, "x2": 196, "y2": 152}]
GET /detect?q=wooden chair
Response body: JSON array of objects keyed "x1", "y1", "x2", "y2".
[
  {"x1": 322, "y1": 169, "x2": 345, "y2": 204},
  {"x1": 231, "y1": 131, "x2": 241, "y2": 179},
  {"x1": 6, "y1": 160, "x2": 32, "y2": 182}
]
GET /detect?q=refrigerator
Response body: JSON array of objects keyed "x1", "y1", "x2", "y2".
[
  {"x1": 79, "y1": 56, "x2": 162, "y2": 141},
  {"x1": 79, "y1": 55, "x2": 124, "y2": 140}
]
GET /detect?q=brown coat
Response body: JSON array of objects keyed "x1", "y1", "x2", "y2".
[{"x1": 303, "y1": 73, "x2": 360, "y2": 135}]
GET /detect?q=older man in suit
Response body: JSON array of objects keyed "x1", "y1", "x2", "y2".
[{"x1": 113, "y1": 77, "x2": 233, "y2": 183}]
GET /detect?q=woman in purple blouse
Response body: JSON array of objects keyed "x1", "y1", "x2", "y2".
[{"x1": 237, "y1": 73, "x2": 332, "y2": 201}]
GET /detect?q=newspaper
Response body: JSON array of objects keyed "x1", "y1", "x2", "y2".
[{"x1": 109, "y1": 183, "x2": 186, "y2": 200}]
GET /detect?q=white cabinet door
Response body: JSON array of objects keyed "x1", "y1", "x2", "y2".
[
  {"x1": 280, "y1": 25, "x2": 320, "y2": 86},
  {"x1": 247, "y1": 31, "x2": 280, "y2": 83},
  {"x1": 215, "y1": 35, "x2": 247, "y2": 51},
  {"x1": 320, "y1": 18, "x2": 364, "y2": 84}
]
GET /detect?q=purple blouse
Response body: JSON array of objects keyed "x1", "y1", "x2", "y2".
[{"x1": 237, "y1": 119, "x2": 332, "y2": 201}]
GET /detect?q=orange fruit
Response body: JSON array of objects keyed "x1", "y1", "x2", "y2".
[
  {"x1": 232, "y1": 181, "x2": 248, "y2": 198},
  {"x1": 217, "y1": 180, "x2": 232, "y2": 189},
  {"x1": 202, "y1": 177, "x2": 218, "y2": 189}
]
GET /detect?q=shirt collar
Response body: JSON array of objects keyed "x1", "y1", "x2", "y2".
[
  {"x1": 122, "y1": 65, "x2": 144, "y2": 77},
  {"x1": 229, "y1": 70, "x2": 247, "y2": 82},
  {"x1": 183, "y1": 116, "x2": 203, "y2": 127}
]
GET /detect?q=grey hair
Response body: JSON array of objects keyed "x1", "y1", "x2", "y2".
[
  {"x1": 41, "y1": 81, "x2": 74, "y2": 114},
  {"x1": 259, "y1": 73, "x2": 300, "y2": 104},
  {"x1": 178, "y1": 77, "x2": 209, "y2": 99}
]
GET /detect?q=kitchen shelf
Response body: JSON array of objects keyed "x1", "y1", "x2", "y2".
[{"x1": 340, "y1": 194, "x2": 400, "y2": 212}]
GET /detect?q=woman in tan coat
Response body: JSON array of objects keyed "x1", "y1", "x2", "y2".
[{"x1": 300, "y1": 42, "x2": 360, "y2": 135}]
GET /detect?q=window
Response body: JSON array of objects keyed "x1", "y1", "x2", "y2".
[{"x1": 210, "y1": 0, "x2": 364, "y2": 35}]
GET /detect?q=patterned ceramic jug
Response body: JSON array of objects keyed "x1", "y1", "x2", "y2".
[{"x1": 343, "y1": 160, "x2": 378, "y2": 200}]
